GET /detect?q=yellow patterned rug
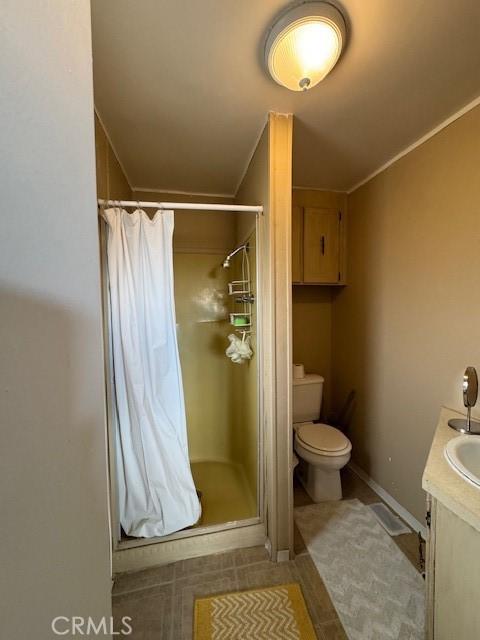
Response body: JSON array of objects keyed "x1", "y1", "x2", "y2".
[{"x1": 194, "y1": 583, "x2": 316, "y2": 639}]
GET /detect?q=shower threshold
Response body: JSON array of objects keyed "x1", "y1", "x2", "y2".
[{"x1": 118, "y1": 515, "x2": 261, "y2": 550}]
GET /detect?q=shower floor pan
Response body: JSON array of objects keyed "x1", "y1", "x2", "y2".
[
  {"x1": 191, "y1": 460, "x2": 256, "y2": 527},
  {"x1": 119, "y1": 460, "x2": 257, "y2": 546}
]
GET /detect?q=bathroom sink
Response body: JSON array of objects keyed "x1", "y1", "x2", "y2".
[{"x1": 445, "y1": 436, "x2": 480, "y2": 489}]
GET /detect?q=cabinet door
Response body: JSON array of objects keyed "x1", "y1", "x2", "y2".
[
  {"x1": 303, "y1": 207, "x2": 340, "y2": 283},
  {"x1": 292, "y1": 205, "x2": 303, "y2": 283}
]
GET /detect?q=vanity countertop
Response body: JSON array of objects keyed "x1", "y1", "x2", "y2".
[{"x1": 423, "y1": 406, "x2": 480, "y2": 533}]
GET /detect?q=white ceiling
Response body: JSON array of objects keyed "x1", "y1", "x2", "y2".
[{"x1": 91, "y1": 0, "x2": 480, "y2": 195}]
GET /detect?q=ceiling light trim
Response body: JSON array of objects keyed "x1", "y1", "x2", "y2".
[
  {"x1": 347, "y1": 94, "x2": 480, "y2": 194},
  {"x1": 265, "y1": 1, "x2": 346, "y2": 92}
]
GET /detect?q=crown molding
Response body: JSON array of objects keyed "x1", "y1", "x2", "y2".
[
  {"x1": 348, "y1": 94, "x2": 480, "y2": 194},
  {"x1": 94, "y1": 105, "x2": 133, "y2": 191}
]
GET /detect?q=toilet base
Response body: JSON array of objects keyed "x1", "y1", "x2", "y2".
[{"x1": 297, "y1": 458, "x2": 342, "y2": 502}]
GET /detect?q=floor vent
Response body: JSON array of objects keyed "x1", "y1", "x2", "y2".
[{"x1": 368, "y1": 502, "x2": 411, "y2": 536}]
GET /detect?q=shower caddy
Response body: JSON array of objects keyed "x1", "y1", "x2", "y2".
[{"x1": 228, "y1": 243, "x2": 254, "y2": 335}]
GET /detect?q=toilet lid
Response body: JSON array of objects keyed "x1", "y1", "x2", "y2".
[{"x1": 297, "y1": 423, "x2": 350, "y2": 453}]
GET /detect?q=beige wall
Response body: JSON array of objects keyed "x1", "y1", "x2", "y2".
[
  {"x1": 291, "y1": 189, "x2": 347, "y2": 417},
  {"x1": 1, "y1": 3, "x2": 112, "y2": 637},
  {"x1": 95, "y1": 114, "x2": 132, "y2": 200},
  {"x1": 332, "y1": 105, "x2": 480, "y2": 522},
  {"x1": 292, "y1": 287, "x2": 333, "y2": 416}
]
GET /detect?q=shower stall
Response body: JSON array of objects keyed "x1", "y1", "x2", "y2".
[
  {"x1": 174, "y1": 232, "x2": 258, "y2": 528},
  {"x1": 100, "y1": 199, "x2": 265, "y2": 567}
]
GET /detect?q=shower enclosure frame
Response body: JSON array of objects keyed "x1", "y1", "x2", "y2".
[{"x1": 99, "y1": 204, "x2": 268, "y2": 571}]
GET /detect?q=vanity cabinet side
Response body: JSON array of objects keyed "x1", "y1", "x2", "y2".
[
  {"x1": 425, "y1": 494, "x2": 437, "y2": 640},
  {"x1": 429, "y1": 499, "x2": 480, "y2": 639}
]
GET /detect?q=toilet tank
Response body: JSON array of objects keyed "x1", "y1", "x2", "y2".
[{"x1": 293, "y1": 374, "x2": 324, "y2": 423}]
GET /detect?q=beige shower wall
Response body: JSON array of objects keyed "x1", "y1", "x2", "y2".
[
  {"x1": 332, "y1": 104, "x2": 480, "y2": 523},
  {"x1": 133, "y1": 189, "x2": 235, "y2": 253},
  {"x1": 94, "y1": 114, "x2": 132, "y2": 200},
  {"x1": 174, "y1": 252, "x2": 234, "y2": 463},
  {"x1": 230, "y1": 230, "x2": 258, "y2": 503},
  {"x1": 170, "y1": 205, "x2": 258, "y2": 509}
]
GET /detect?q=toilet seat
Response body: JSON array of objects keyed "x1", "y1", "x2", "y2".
[{"x1": 296, "y1": 423, "x2": 351, "y2": 457}]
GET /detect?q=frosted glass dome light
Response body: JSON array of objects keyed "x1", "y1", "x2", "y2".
[{"x1": 265, "y1": 2, "x2": 346, "y2": 92}]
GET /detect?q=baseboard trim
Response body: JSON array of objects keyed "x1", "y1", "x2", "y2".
[
  {"x1": 348, "y1": 462, "x2": 427, "y2": 540},
  {"x1": 276, "y1": 549, "x2": 290, "y2": 563}
]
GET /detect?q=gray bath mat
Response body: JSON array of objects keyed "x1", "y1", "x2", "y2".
[{"x1": 295, "y1": 499, "x2": 425, "y2": 640}]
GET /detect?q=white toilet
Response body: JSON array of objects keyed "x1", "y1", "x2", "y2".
[{"x1": 293, "y1": 373, "x2": 352, "y2": 502}]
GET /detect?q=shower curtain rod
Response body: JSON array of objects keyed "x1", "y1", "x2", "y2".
[{"x1": 98, "y1": 199, "x2": 263, "y2": 214}]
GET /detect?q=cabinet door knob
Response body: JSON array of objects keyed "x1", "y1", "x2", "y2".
[{"x1": 321, "y1": 235, "x2": 325, "y2": 255}]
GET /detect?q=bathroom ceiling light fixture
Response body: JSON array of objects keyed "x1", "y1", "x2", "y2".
[{"x1": 265, "y1": 1, "x2": 346, "y2": 92}]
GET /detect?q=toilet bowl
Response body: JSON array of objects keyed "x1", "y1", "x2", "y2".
[
  {"x1": 292, "y1": 371, "x2": 352, "y2": 502},
  {"x1": 294, "y1": 422, "x2": 351, "y2": 502}
]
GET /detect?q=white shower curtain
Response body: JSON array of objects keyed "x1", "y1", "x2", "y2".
[{"x1": 102, "y1": 207, "x2": 201, "y2": 537}]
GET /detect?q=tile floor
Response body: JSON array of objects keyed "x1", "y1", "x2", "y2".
[
  {"x1": 112, "y1": 545, "x2": 344, "y2": 639},
  {"x1": 112, "y1": 467, "x2": 423, "y2": 639}
]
